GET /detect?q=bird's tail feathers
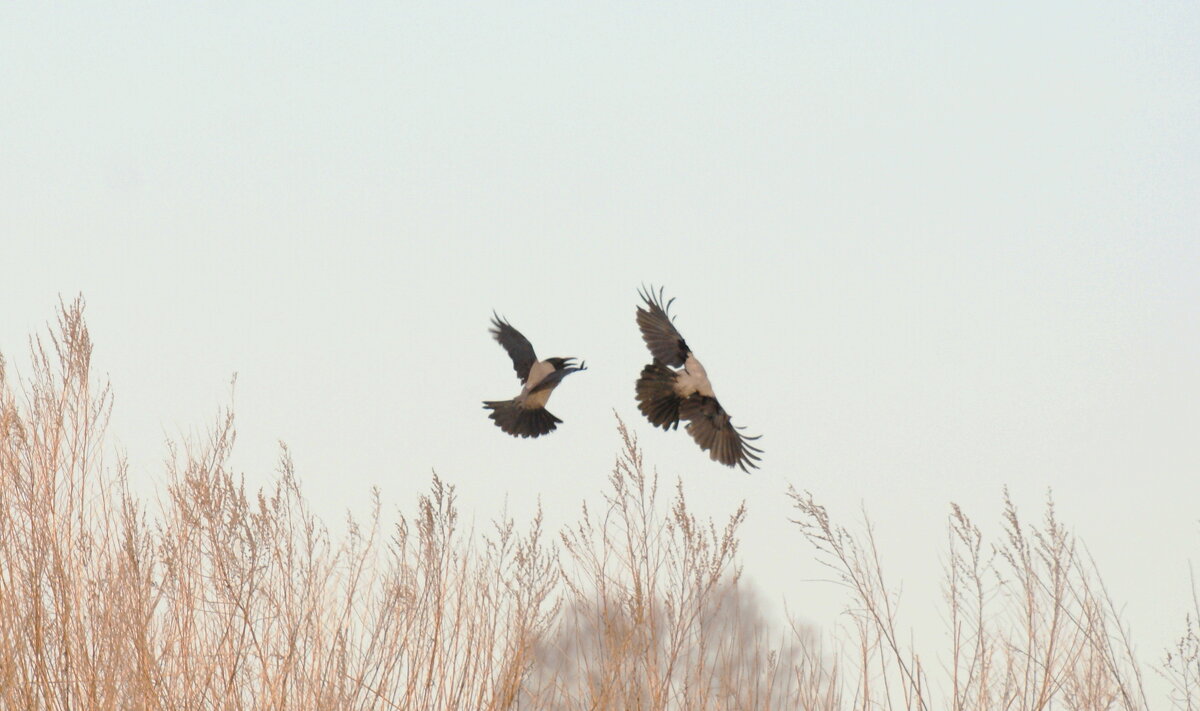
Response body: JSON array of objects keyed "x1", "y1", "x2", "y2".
[
  {"x1": 483, "y1": 399, "x2": 562, "y2": 438},
  {"x1": 636, "y1": 362, "x2": 682, "y2": 430}
]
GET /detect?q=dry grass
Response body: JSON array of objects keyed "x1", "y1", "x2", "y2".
[
  {"x1": 529, "y1": 423, "x2": 839, "y2": 710},
  {"x1": 789, "y1": 489, "x2": 1152, "y2": 710},
  {"x1": 0, "y1": 298, "x2": 1193, "y2": 709},
  {"x1": 0, "y1": 299, "x2": 829, "y2": 709},
  {"x1": 1162, "y1": 568, "x2": 1200, "y2": 709},
  {"x1": 0, "y1": 299, "x2": 561, "y2": 709}
]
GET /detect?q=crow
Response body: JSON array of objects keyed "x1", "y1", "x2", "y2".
[
  {"x1": 484, "y1": 313, "x2": 586, "y2": 438},
  {"x1": 634, "y1": 286, "x2": 762, "y2": 472}
]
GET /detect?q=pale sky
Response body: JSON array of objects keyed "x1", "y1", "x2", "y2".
[{"x1": 3, "y1": 1, "x2": 1199, "y2": 702}]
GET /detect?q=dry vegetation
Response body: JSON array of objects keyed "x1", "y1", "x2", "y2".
[{"x1": 0, "y1": 298, "x2": 1193, "y2": 709}]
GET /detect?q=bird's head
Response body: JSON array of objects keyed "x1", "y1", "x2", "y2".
[{"x1": 547, "y1": 357, "x2": 582, "y2": 371}]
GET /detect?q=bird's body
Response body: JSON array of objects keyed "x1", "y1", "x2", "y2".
[
  {"x1": 484, "y1": 315, "x2": 584, "y2": 438},
  {"x1": 634, "y1": 286, "x2": 762, "y2": 472},
  {"x1": 674, "y1": 353, "x2": 715, "y2": 399},
  {"x1": 524, "y1": 360, "x2": 557, "y2": 399}
]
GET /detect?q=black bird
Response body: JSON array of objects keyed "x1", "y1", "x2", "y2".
[
  {"x1": 484, "y1": 313, "x2": 586, "y2": 438},
  {"x1": 634, "y1": 286, "x2": 762, "y2": 472}
]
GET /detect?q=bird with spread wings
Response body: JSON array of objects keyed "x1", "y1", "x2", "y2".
[
  {"x1": 484, "y1": 313, "x2": 586, "y2": 438},
  {"x1": 634, "y1": 286, "x2": 762, "y2": 472}
]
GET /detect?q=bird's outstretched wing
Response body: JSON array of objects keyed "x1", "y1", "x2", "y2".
[
  {"x1": 490, "y1": 313, "x2": 537, "y2": 383},
  {"x1": 636, "y1": 285, "x2": 690, "y2": 367},
  {"x1": 680, "y1": 396, "x2": 763, "y2": 474}
]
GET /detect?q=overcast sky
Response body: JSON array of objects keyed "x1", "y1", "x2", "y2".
[{"x1": 3, "y1": 1, "x2": 1198, "y2": 702}]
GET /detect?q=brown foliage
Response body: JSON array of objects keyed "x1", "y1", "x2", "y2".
[
  {"x1": 790, "y1": 487, "x2": 1150, "y2": 710},
  {"x1": 3, "y1": 298, "x2": 1194, "y2": 710},
  {"x1": 0, "y1": 299, "x2": 829, "y2": 709}
]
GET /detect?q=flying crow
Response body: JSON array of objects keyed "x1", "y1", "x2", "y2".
[
  {"x1": 634, "y1": 286, "x2": 762, "y2": 472},
  {"x1": 484, "y1": 313, "x2": 586, "y2": 438}
]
